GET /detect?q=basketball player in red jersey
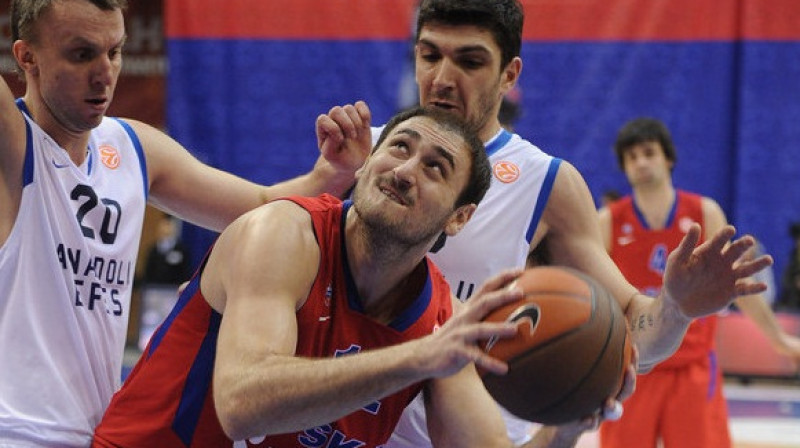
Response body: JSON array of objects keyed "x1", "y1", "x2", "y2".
[
  {"x1": 94, "y1": 107, "x2": 610, "y2": 448},
  {"x1": 598, "y1": 118, "x2": 800, "y2": 448}
]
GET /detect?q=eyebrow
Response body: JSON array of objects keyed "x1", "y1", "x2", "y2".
[
  {"x1": 396, "y1": 127, "x2": 457, "y2": 171},
  {"x1": 417, "y1": 38, "x2": 492, "y2": 57}
]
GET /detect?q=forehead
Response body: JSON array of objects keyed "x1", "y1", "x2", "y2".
[
  {"x1": 385, "y1": 116, "x2": 469, "y2": 159},
  {"x1": 39, "y1": 0, "x2": 125, "y2": 46},
  {"x1": 623, "y1": 140, "x2": 665, "y2": 157},
  {"x1": 417, "y1": 23, "x2": 501, "y2": 57}
]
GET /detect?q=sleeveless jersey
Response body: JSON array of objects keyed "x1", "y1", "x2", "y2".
[
  {"x1": 0, "y1": 101, "x2": 147, "y2": 447},
  {"x1": 609, "y1": 190, "x2": 717, "y2": 367},
  {"x1": 378, "y1": 127, "x2": 560, "y2": 447},
  {"x1": 93, "y1": 194, "x2": 454, "y2": 448}
]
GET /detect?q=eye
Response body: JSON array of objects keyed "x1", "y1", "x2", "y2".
[
  {"x1": 72, "y1": 48, "x2": 95, "y2": 62},
  {"x1": 109, "y1": 47, "x2": 123, "y2": 60},
  {"x1": 459, "y1": 57, "x2": 484, "y2": 70},
  {"x1": 389, "y1": 140, "x2": 410, "y2": 155}
]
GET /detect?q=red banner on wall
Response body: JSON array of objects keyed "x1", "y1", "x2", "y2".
[{"x1": 166, "y1": 0, "x2": 800, "y2": 42}]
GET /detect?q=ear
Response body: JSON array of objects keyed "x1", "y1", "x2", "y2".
[
  {"x1": 443, "y1": 203, "x2": 477, "y2": 237},
  {"x1": 12, "y1": 40, "x2": 38, "y2": 77},
  {"x1": 500, "y1": 57, "x2": 522, "y2": 96}
]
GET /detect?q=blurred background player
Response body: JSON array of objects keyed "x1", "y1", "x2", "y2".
[{"x1": 597, "y1": 117, "x2": 800, "y2": 448}]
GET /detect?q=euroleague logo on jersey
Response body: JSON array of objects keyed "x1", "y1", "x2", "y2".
[
  {"x1": 493, "y1": 160, "x2": 520, "y2": 183},
  {"x1": 99, "y1": 145, "x2": 120, "y2": 170}
]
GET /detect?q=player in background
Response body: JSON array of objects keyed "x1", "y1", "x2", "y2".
[
  {"x1": 597, "y1": 118, "x2": 800, "y2": 448},
  {"x1": 314, "y1": 0, "x2": 773, "y2": 445},
  {"x1": 0, "y1": 0, "x2": 368, "y2": 446}
]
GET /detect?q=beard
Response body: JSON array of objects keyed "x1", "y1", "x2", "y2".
[{"x1": 351, "y1": 177, "x2": 452, "y2": 252}]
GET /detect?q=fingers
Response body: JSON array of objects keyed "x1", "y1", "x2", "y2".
[
  {"x1": 460, "y1": 282, "x2": 523, "y2": 323},
  {"x1": 669, "y1": 223, "x2": 702, "y2": 263},
  {"x1": 617, "y1": 346, "x2": 638, "y2": 401},
  {"x1": 354, "y1": 100, "x2": 371, "y2": 128},
  {"x1": 733, "y1": 253, "x2": 774, "y2": 279},
  {"x1": 602, "y1": 400, "x2": 624, "y2": 422},
  {"x1": 473, "y1": 268, "x2": 525, "y2": 297},
  {"x1": 315, "y1": 102, "x2": 372, "y2": 150}
]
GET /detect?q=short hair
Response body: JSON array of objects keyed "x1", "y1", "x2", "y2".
[
  {"x1": 613, "y1": 117, "x2": 677, "y2": 171},
  {"x1": 416, "y1": 0, "x2": 524, "y2": 70},
  {"x1": 375, "y1": 106, "x2": 492, "y2": 208},
  {"x1": 11, "y1": 0, "x2": 128, "y2": 42}
]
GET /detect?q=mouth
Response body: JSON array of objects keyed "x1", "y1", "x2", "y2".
[
  {"x1": 429, "y1": 100, "x2": 459, "y2": 113},
  {"x1": 86, "y1": 97, "x2": 108, "y2": 110},
  {"x1": 379, "y1": 184, "x2": 409, "y2": 206}
]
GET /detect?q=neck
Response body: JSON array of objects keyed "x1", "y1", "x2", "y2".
[
  {"x1": 344, "y1": 215, "x2": 432, "y2": 322},
  {"x1": 479, "y1": 119, "x2": 504, "y2": 143},
  {"x1": 632, "y1": 183, "x2": 676, "y2": 230},
  {"x1": 23, "y1": 94, "x2": 91, "y2": 165}
]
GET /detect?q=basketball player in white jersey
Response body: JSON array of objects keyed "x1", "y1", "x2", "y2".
[
  {"x1": 314, "y1": 0, "x2": 773, "y2": 445},
  {"x1": 0, "y1": 1, "x2": 368, "y2": 446}
]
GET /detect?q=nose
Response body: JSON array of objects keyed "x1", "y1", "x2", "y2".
[
  {"x1": 431, "y1": 58, "x2": 457, "y2": 91},
  {"x1": 91, "y1": 55, "x2": 117, "y2": 89},
  {"x1": 393, "y1": 158, "x2": 418, "y2": 188}
]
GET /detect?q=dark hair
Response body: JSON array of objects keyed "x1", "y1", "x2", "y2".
[
  {"x1": 375, "y1": 106, "x2": 492, "y2": 208},
  {"x1": 791, "y1": 222, "x2": 800, "y2": 240},
  {"x1": 416, "y1": 0, "x2": 523, "y2": 70},
  {"x1": 11, "y1": 0, "x2": 128, "y2": 42},
  {"x1": 613, "y1": 117, "x2": 677, "y2": 171}
]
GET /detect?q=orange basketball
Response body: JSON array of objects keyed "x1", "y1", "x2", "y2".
[{"x1": 480, "y1": 266, "x2": 632, "y2": 425}]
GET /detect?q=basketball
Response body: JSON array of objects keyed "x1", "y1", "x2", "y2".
[{"x1": 480, "y1": 266, "x2": 632, "y2": 425}]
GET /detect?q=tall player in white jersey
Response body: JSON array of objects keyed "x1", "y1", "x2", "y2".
[
  {"x1": 0, "y1": 1, "x2": 368, "y2": 446},
  {"x1": 315, "y1": 0, "x2": 773, "y2": 445}
]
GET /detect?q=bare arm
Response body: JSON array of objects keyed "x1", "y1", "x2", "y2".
[
  {"x1": 206, "y1": 204, "x2": 521, "y2": 440},
  {"x1": 0, "y1": 74, "x2": 28, "y2": 245},
  {"x1": 731, "y1": 240, "x2": 800, "y2": 364},
  {"x1": 129, "y1": 102, "x2": 370, "y2": 232}
]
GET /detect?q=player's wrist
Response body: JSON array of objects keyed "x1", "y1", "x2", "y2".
[
  {"x1": 311, "y1": 158, "x2": 356, "y2": 198},
  {"x1": 657, "y1": 290, "x2": 693, "y2": 324}
]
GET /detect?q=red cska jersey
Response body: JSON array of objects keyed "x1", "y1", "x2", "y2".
[
  {"x1": 609, "y1": 190, "x2": 717, "y2": 368},
  {"x1": 94, "y1": 194, "x2": 453, "y2": 448}
]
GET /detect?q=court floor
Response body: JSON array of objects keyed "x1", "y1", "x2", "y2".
[{"x1": 575, "y1": 377, "x2": 800, "y2": 448}]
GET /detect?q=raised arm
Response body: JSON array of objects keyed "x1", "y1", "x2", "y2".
[
  {"x1": 0, "y1": 74, "x2": 29, "y2": 245},
  {"x1": 129, "y1": 102, "x2": 370, "y2": 232}
]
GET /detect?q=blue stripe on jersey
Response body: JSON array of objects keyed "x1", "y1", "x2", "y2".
[
  {"x1": 14, "y1": 99, "x2": 35, "y2": 187},
  {"x1": 388, "y1": 260, "x2": 433, "y2": 332},
  {"x1": 341, "y1": 200, "x2": 431, "y2": 331},
  {"x1": 147, "y1": 276, "x2": 200, "y2": 358},
  {"x1": 526, "y1": 158, "x2": 562, "y2": 243},
  {"x1": 485, "y1": 129, "x2": 513, "y2": 158},
  {"x1": 112, "y1": 118, "x2": 149, "y2": 200},
  {"x1": 172, "y1": 311, "x2": 222, "y2": 446},
  {"x1": 15, "y1": 98, "x2": 30, "y2": 116},
  {"x1": 632, "y1": 191, "x2": 679, "y2": 230},
  {"x1": 22, "y1": 119, "x2": 33, "y2": 186}
]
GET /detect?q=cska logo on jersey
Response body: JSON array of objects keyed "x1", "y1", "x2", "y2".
[
  {"x1": 99, "y1": 145, "x2": 120, "y2": 169},
  {"x1": 493, "y1": 161, "x2": 520, "y2": 183}
]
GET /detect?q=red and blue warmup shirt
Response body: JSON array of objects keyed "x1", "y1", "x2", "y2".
[
  {"x1": 609, "y1": 191, "x2": 717, "y2": 367},
  {"x1": 93, "y1": 194, "x2": 453, "y2": 448}
]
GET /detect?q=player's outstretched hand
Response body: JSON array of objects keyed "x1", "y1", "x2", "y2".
[
  {"x1": 316, "y1": 101, "x2": 372, "y2": 176},
  {"x1": 416, "y1": 269, "x2": 524, "y2": 379},
  {"x1": 662, "y1": 224, "x2": 773, "y2": 318}
]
